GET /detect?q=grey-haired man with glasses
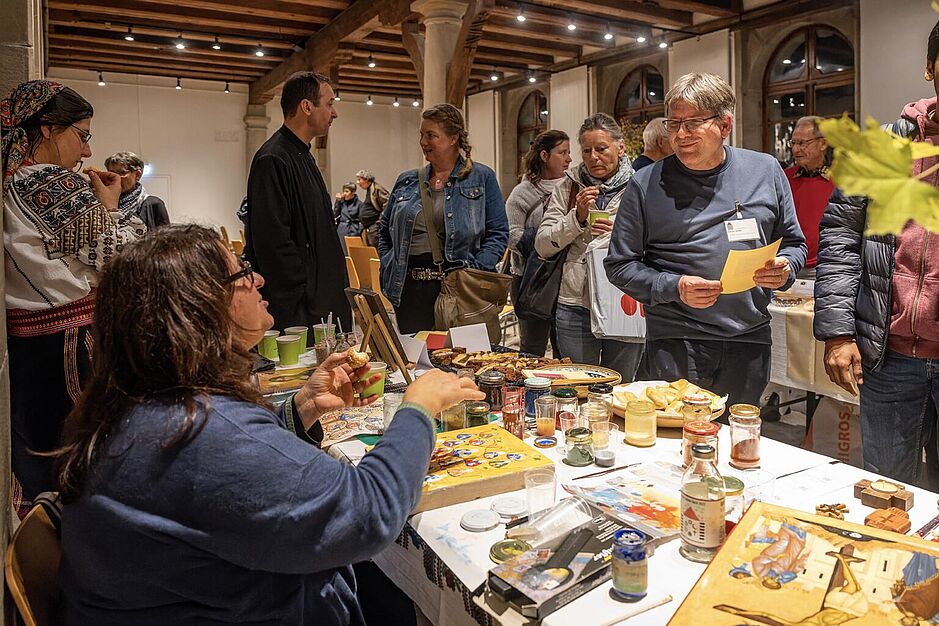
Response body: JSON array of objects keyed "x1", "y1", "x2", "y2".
[{"x1": 605, "y1": 72, "x2": 806, "y2": 410}]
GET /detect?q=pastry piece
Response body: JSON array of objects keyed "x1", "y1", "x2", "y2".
[{"x1": 346, "y1": 348, "x2": 369, "y2": 369}]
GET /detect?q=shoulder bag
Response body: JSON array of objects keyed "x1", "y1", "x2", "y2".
[{"x1": 418, "y1": 171, "x2": 511, "y2": 343}]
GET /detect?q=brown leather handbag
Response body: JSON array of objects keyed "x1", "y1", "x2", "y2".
[{"x1": 418, "y1": 172, "x2": 510, "y2": 343}]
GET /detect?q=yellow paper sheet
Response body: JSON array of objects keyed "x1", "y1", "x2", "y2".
[{"x1": 719, "y1": 238, "x2": 782, "y2": 294}]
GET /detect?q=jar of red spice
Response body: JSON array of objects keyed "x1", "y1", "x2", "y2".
[{"x1": 682, "y1": 420, "x2": 720, "y2": 468}]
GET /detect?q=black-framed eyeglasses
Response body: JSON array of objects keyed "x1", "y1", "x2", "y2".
[
  {"x1": 69, "y1": 124, "x2": 92, "y2": 146},
  {"x1": 789, "y1": 137, "x2": 823, "y2": 149},
  {"x1": 662, "y1": 115, "x2": 720, "y2": 133},
  {"x1": 225, "y1": 258, "x2": 256, "y2": 286}
]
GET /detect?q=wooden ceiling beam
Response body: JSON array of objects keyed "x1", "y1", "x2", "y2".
[
  {"x1": 49, "y1": 59, "x2": 257, "y2": 82},
  {"x1": 491, "y1": 5, "x2": 635, "y2": 39},
  {"x1": 339, "y1": 74, "x2": 419, "y2": 87},
  {"x1": 272, "y1": 0, "x2": 349, "y2": 10},
  {"x1": 145, "y1": 0, "x2": 341, "y2": 23},
  {"x1": 447, "y1": 0, "x2": 495, "y2": 106},
  {"x1": 48, "y1": 19, "x2": 296, "y2": 49},
  {"x1": 50, "y1": 51, "x2": 265, "y2": 77},
  {"x1": 48, "y1": 1, "x2": 318, "y2": 37},
  {"x1": 653, "y1": 0, "x2": 738, "y2": 18},
  {"x1": 49, "y1": 43, "x2": 276, "y2": 71},
  {"x1": 479, "y1": 31, "x2": 579, "y2": 57},
  {"x1": 519, "y1": 0, "x2": 692, "y2": 28},
  {"x1": 48, "y1": 33, "x2": 284, "y2": 62},
  {"x1": 336, "y1": 85, "x2": 421, "y2": 98},
  {"x1": 484, "y1": 18, "x2": 614, "y2": 48},
  {"x1": 400, "y1": 21, "x2": 425, "y2": 92},
  {"x1": 249, "y1": 0, "x2": 412, "y2": 104},
  {"x1": 359, "y1": 36, "x2": 553, "y2": 65}
]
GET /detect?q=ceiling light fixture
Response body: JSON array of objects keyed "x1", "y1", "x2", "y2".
[
  {"x1": 366, "y1": 95, "x2": 373, "y2": 106},
  {"x1": 255, "y1": 44, "x2": 265, "y2": 57},
  {"x1": 212, "y1": 35, "x2": 222, "y2": 50},
  {"x1": 490, "y1": 68, "x2": 500, "y2": 81},
  {"x1": 636, "y1": 35, "x2": 647, "y2": 43},
  {"x1": 124, "y1": 25, "x2": 134, "y2": 41},
  {"x1": 175, "y1": 77, "x2": 182, "y2": 90},
  {"x1": 567, "y1": 14, "x2": 576, "y2": 31},
  {"x1": 412, "y1": 98, "x2": 420, "y2": 107},
  {"x1": 334, "y1": 90, "x2": 341, "y2": 101},
  {"x1": 658, "y1": 41, "x2": 668, "y2": 49},
  {"x1": 393, "y1": 97, "x2": 400, "y2": 107},
  {"x1": 175, "y1": 34, "x2": 186, "y2": 50},
  {"x1": 224, "y1": 81, "x2": 230, "y2": 94},
  {"x1": 528, "y1": 71, "x2": 536, "y2": 83},
  {"x1": 97, "y1": 71, "x2": 106, "y2": 87},
  {"x1": 367, "y1": 53, "x2": 376, "y2": 68},
  {"x1": 604, "y1": 24, "x2": 614, "y2": 41},
  {"x1": 516, "y1": 7, "x2": 526, "y2": 22}
]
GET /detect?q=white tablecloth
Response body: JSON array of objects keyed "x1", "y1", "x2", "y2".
[{"x1": 331, "y1": 427, "x2": 935, "y2": 625}]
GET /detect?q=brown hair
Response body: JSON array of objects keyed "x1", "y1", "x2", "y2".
[
  {"x1": 422, "y1": 103, "x2": 473, "y2": 179},
  {"x1": 521, "y1": 129, "x2": 569, "y2": 184},
  {"x1": 54, "y1": 224, "x2": 266, "y2": 502}
]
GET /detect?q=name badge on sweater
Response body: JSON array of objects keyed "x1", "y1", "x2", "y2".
[{"x1": 724, "y1": 218, "x2": 760, "y2": 242}]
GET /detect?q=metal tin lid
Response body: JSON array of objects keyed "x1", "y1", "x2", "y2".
[
  {"x1": 461, "y1": 509, "x2": 501, "y2": 532},
  {"x1": 565, "y1": 426, "x2": 593, "y2": 444},
  {"x1": 525, "y1": 377, "x2": 551, "y2": 388},
  {"x1": 729, "y1": 403, "x2": 761, "y2": 418},
  {"x1": 722, "y1": 476, "x2": 745, "y2": 496},
  {"x1": 681, "y1": 393, "x2": 711, "y2": 406},
  {"x1": 613, "y1": 528, "x2": 647, "y2": 547},
  {"x1": 489, "y1": 539, "x2": 532, "y2": 564},
  {"x1": 533, "y1": 436, "x2": 558, "y2": 448},
  {"x1": 465, "y1": 401, "x2": 491, "y2": 416},
  {"x1": 683, "y1": 420, "x2": 720, "y2": 436},
  {"x1": 588, "y1": 383, "x2": 613, "y2": 394},
  {"x1": 553, "y1": 387, "x2": 578, "y2": 398},
  {"x1": 690, "y1": 443, "x2": 716, "y2": 459},
  {"x1": 491, "y1": 496, "x2": 527, "y2": 519},
  {"x1": 477, "y1": 370, "x2": 506, "y2": 383},
  {"x1": 626, "y1": 400, "x2": 655, "y2": 415}
]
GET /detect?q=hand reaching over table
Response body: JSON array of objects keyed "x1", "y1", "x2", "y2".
[
  {"x1": 294, "y1": 350, "x2": 381, "y2": 430},
  {"x1": 403, "y1": 369, "x2": 485, "y2": 418}
]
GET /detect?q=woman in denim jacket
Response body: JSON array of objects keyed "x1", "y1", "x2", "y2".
[{"x1": 378, "y1": 104, "x2": 508, "y2": 333}]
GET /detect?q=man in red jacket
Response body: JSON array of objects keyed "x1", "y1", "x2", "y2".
[{"x1": 784, "y1": 116, "x2": 833, "y2": 278}]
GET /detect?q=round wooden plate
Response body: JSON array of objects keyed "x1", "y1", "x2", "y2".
[
  {"x1": 611, "y1": 380, "x2": 726, "y2": 428},
  {"x1": 529, "y1": 364, "x2": 622, "y2": 398}
]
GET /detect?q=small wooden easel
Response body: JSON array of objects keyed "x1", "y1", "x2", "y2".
[{"x1": 353, "y1": 293, "x2": 412, "y2": 384}]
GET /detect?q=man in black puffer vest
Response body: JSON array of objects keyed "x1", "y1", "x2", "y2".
[{"x1": 815, "y1": 19, "x2": 939, "y2": 488}]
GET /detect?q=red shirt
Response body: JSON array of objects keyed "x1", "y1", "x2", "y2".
[{"x1": 784, "y1": 165, "x2": 834, "y2": 268}]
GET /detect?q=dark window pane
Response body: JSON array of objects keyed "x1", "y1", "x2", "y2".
[
  {"x1": 768, "y1": 32, "x2": 807, "y2": 83},
  {"x1": 815, "y1": 28, "x2": 854, "y2": 75},
  {"x1": 770, "y1": 121, "x2": 797, "y2": 163},
  {"x1": 815, "y1": 84, "x2": 855, "y2": 118},
  {"x1": 537, "y1": 93, "x2": 549, "y2": 124},
  {"x1": 616, "y1": 70, "x2": 642, "y2": 111},
  {"x1": 767, "y1": 90, "x2": 806, "y2": 120},
  {"x1": 647, "y1": 70, "x2": 664, "y2": 104}
]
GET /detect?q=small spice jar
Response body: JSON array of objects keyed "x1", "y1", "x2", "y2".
[
  {"x1": 552, "y1": 387, "x2": 579, "y2": 429},
  {"x1": 681, "y1": 394, "x2": 712, "y2": 424},
  {"x1": 682, "y1": 420, "x2": 720, "y2": 468},
  {"x1": 611, "y1": 529, "x2": 648, "y2": 600},
  {"x1": 564, "y1": 426, "x2": 594, "y2": 466},
  {"x1": 721, "y1": 476, "x2": 746, "y2": 525},
  {"x1": 587, "y1": 383, "x2": 614, "y2": 412},
  {"x1": 579, "y1": 400, "x2": 610, "y2": 431},
  {"x1": 729, "y1": 404, "x2": 762, "y2": 469},
  {"x1": 625, "y1": 400, "x2": 656, "y2": 447},
  {"x1": 477, "y1": 371, "x2": 505, "y2": 411},
  {"x1": 465, "y1": 401, "x2": 491, "y2": 428},
  {"x1": 524, "y1": 377, "x2": 552, "y2": 420}
]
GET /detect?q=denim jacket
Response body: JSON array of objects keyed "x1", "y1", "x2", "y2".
[{"x1": 378, "y1": 157, "x2": 508, "y2": 306}]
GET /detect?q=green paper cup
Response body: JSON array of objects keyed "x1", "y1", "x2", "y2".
[
  {"x1": 312, "y1": 323, "x2": 335, "y2": 346},
  {"x1": 589, "y1": 208, "x2": 610, "y2": 225},
  {"x1": 284, "y1": 325, "x2": 309, "y2": 350},
  {"x1": 258, "y1": 330, "x2": 280, "y2": 360},
  {"x1": 276, "y1": 335, "x2": 302, "y2": 366},
  {"x1": 360, "y1": 361, "x2": 387, "y2": 398}
]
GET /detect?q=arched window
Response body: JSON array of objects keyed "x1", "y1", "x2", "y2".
[
  {"x1": 764, "y1": 26, "x2": 855, "y2": 163},
  {"x1": 517, "y1": 90, "x2": 548, "y2": 177},
  {"x1": 614, "y1": 65, "x2": 665, "y2": 125}
]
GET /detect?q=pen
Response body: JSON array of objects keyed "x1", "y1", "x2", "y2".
[
  {"x1": 572, "y1": 462, "x2": 641, "y2": 481},
  {"x1": 505, "y1": 515, "x2": 529, "y2": 529}
]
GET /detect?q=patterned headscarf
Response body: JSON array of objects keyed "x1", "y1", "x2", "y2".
[{"x1": 1, "y1": 80, "x2": 65, "y2": 187}]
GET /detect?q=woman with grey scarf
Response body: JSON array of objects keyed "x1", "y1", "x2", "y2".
[
  {"x1": 105, "y1": 151, "x2": 169, "y2": 230},
  {"x1": 534, "y1": 113, "x2": 641, "y2": 380}
]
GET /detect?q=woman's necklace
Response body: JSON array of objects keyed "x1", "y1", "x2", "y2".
[{"x1": 430, "y1": 171, "x2": 447, "y2": 190}]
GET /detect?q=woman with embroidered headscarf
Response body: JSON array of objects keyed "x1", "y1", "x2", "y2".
[{"x1": 1, "y1": 80, "x2": 145, "y2": 515}]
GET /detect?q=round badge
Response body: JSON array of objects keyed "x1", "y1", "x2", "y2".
[
  {"x1": 442, "y1": 440, "x2": 456, "y2": 448},
  {"x1": 456, "y1": 433, "x2": 472, "y2": 440},
  {"x1": 423, "y1": 474, "x2": 442, "y2": 484},
  {"x1": 491, "y1": 495, "x2": 527, "y2": 519},
  {"x1": 506, "y1": 453, "x2": 524, "y2": 461},
  {"x1": 533, "y1": 437, "x2": 557, "y2": 448},
  {"x1": 489, "y1": 460, "x2": 510, "y2": 468},
  {"x1": 465, "y1": 459, "x2": 482, "y2": 467},
  {"x1": 461, "y1": 509, "x2": 501, "y2": 533},
  {"x1": 489, "y1": 539, "x2": 533, "y2": 564},
  {"x1": 483, "y1": 451, "x2": 501, "y2": 459},
  {"x1": 469, "y1": 439, "x2": 487, "y2": 446}
]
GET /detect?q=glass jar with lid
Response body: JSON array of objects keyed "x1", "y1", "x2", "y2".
[
  {"x1": 579, "y1": 400, "x2": 610, "y2": 431},
  {"x1": 721, "y1": 476, "x2": 746, "y2": 525},
  {"x1": 553, "y1": 387, "x2": 579, "y2": 429},
  {"x1": 477, "y1": 371, "x2": 505, "y2": 411},
  {"x1": 465, "y1": 401, "x2": 491, "y2": 428},
  {"x1": 564, "y1": 426, "x2": 594, "y2": 467},
  {"x1": 729, "y1": 404, "x2": 761, "y2": 469},
  {"x1": 625, "y1": 400, "x2": 656, "y2": 447},
  {"x1": 524, "y1": 377, "x2": 552, "y2": 422},
  {"x1": 682, "y1": 420, "x2": 720, "y2": 468},
  {"x1": 587, "y1": 383, "x2": 614, "y2": 412},
  {"x1": 681, "y1": 394, "x2": 712, "y2": 424}
]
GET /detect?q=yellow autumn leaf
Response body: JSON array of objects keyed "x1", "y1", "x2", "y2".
[{"x1": 818, "y1": 115, "x2": 939, "y2": 234}]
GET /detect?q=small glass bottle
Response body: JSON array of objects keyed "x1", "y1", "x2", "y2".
[
  {"x1": 729, "y1": 404, "x2": 762, "y2": 469},
  {"x1": 564, "y1": 426, "x2": 594, "y2": 467},
  {"x1": 682, "y1": 420, "x2": 720, "y2": 468},
  {"x1": 611, "y1": 529, "x2": 648, "y2": 600},
  {"x1": 524, "y1": 377, "x2": 551, "y2": 427},
  {"x1": 477, "y1": 371, "x2": 505, "y2": 411},
  {"x1": 553, "y1": 387, "x2": 579, "y2": 429},
  {"x1": 332, "y1": 332, "x2": 352, "y2": 354},
  {"x1": 579, "y1": 400, "x2": 610, "y2": 432},
  {"x1": 680, "y1": 444, "x2": 725, "y2": 563},
  {"x1": 625, "y1": 400, "x2": 656, "y2": 447},
  {"x1": 587, "y1": 383, "x2": 614, "y2": 412},
  {"x1": 465, "y1": 401, "x2": 491, "y2": 428},
  {"x1": 681, "y1": 394, "x2": 712, "y2": 424}
]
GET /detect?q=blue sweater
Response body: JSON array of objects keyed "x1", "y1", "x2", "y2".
[
  {"x1": 604, "y1": 147, "x2": 806, "y2": 343},
  {"x1": 58, "y1": 396, "x2": 435, "y2": 625}
]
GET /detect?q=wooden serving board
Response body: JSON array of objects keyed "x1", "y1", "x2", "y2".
[{"x1": 414, "y1": 424, "x2": 553, "y2": 513}]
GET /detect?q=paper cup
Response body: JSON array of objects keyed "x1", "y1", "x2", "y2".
[
  {"x1": 284, "y1": 326, "x2": 309, "y2": 350},
  {"x1": 276, "y1": 335, "x2": 301, "y2": 366},
  {"x1": 312, "y1": 323, "x2": 335, "y2": 346},
  {"x1": 360, "y1": 361, "x2": 387, "y2": 398},
  {"x1": 589, "y1": 208, "x2": 610, "y2": 225},
  {"x1": 258, "y1": 330, "x2": 280, "y2": 360}
]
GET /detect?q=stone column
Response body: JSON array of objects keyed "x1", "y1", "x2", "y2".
[
  {"x1": 411, "y1": 0, "x2": 467, "y2": 107},
  {"x1": 243, "y1": 104, "x2": 271, "y2": 173}
]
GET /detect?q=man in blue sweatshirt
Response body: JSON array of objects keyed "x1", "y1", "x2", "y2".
[{"x1": 605, "y1": 72, "x2": 806, "y2": 408}]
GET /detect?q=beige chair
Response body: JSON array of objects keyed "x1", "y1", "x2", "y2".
[
  {"x1": 349, "y1": 245, "x2": 379, "y2": 290},
  {"x1": 231, "y1": 240, "x2": 245, "y2": 256},
  {"x1": 219, "y1": 225, "x2": 231, "y2": 249},
  {"x1": 344, "y1": 235, "x2": 366, "y2": 251},
  {"x1": 361, "y1": 231, "x2": 369, "y2": 245},
  {"x1": 369, "y1": 258, "x2": 393, "y2": 311},
  {"x1": 346, "y1": 256, "x2": 360, "y2": 289},
  {"x1": 6, "y1": 504, "x2": 60, "y2": 626}
]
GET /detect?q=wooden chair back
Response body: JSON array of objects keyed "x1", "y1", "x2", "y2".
[
  {"x1": 344, "y1": 235, "x2": 366, "y2": 251},
  {"x1": 345, "y1": 256, "x2": 360, "y2": 289},
  {"x1": 231, "y1": 240, "x2": 245, "y2": 256},
  {"x1": 6, "y1": 504, "x2": 60, "y2": 626},
  {"x1": 219, "y1": 225, "x2": 231, "y2": 247},
  {"x1": 369, "y1": 258, "x2": 393, "y2": 311},
  {"x1": 349, "y1": 246, "x2": 379, "y2": 289}
]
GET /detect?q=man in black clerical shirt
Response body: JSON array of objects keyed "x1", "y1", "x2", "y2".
[{"x1": 245, "y1": 72, "x2": 352, "y2": 331}]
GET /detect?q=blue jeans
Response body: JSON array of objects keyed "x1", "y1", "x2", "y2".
[
  {"x1": 554, "y1": 304, "x2": 642, "y2": 382},
  {"x1": 641, "y1": 338, "x2": 771, "y2": 410},
  {"x1": 860, "y1": 350, "x2": 939, "y2": 486}
]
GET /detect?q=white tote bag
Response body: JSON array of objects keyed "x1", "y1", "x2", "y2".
[{"x1": 585, "y1": 243, "x2": 646, "y2": 340}]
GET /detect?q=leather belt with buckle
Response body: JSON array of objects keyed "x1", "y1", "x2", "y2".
[{"x1": 410, "y1": 268, "x2": 446, "y2": 281}]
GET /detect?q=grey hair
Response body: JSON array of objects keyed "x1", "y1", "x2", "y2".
[
  {"x1": 342, "y1": 181, "x2": 356, "y2": 192},
  {"x1": 642, "y1": 117, "x2": 669, "y2": 150},
  {"x1": 794, "y1": 116, "x2": 825, "y2": 138},
  {"x1": 355, "y1": 169, "x2": 374, "y2": 181},
  {"x1": 104, "y1": 151, "x2": 145, "y2": 171},
  {"x1": 664, "y1": 72, "x2": 736, "y2": 119},
  {"x1": 578, "y1": 112, "x2": 623, "y2": 144}
]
